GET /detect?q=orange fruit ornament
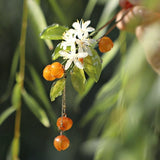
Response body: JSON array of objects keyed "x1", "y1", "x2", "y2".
[
  {"x1": 54, "y1": 135, "x2": 70, "y2": 151},
  {"x1": 57, "y1": 116, "x2": 73, "y2": 131},
  {"x1": 50, "y1": 62, "x2": 64, "y2": 78},
  {"x1": 43, "y1": 62, "x2": 64, "y2": 81},
  {"x1": 43, "y1": 65, "x2": 56, "y2": 81},
  {"x1": 98, "y1": 36, "x2": 114, "y2": 53}
]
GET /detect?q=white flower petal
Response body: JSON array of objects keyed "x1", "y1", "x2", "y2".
[
  {"x1": 77, "y1": 52, "x2": 88, "y2": 58},
  {"x1": 65, "y1": 59, "x2": 73, "y2": 70},
  {"x1": 68, "y1": 29, "x2": 75, "y2": 34},
  {"x1": 72, "y1": 21, "x2": 80, "y2": 30},
  {"x1": 87, "y1": 27, "x2": 95, "y2": 32},
  {"x1": 83, "y1": 20, "x2": 91, "y2": 29},
  {"x1": 59, "y1": 50, "x2": 68, "y2": 56},
  {"x1": 86, "y1": 47, "x2": 92, "y2": 56},
  {"x1": 88, "y1": 38, "x2": 96, "y2": 44},
  {"x1": 61, "y1": 42, "x2": 68, "y2": 50},
  {"x1": 71, "y1": 44, "x2": 76, "y2": 53},
  {"x1": 78, "y1": 45, "x2": 83, "y2": 53},
  {"x1": 74, "y1": 59, "x2": 84, "y2": 69},
  {"x1": 63, "y1": 29, "x2": 76, "y2": 42},
  {"x1": 83, "y1": 32, "x2": 89, "y2": 39},
  {"x1": 59, "y1": 50, "x2": 73, "y2": 59}
]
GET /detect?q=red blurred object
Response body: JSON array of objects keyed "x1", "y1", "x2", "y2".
[{"x1": 119, "y1": 0, "x2": 134, "y2": 9}]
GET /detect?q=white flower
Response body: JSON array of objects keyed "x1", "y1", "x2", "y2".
[
  {"x1": 58, "y1": 19, "x2": 96, "y2": 70},
  {"x1": 76, "y1": 38, "x2": 96, "y2": 56},
  {"x1": 59, "y1": 48, "x2": 88, "y2": 70},
  {"x1": 61, "y1": 29, "x2": 76, "y2": 50},
  {"x1": 72, "y1": 20, "x2": 95, "y2": 39}
]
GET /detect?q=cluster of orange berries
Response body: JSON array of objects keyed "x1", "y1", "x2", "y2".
[
  {"x1": 54, "y1": 116, "x2": 73, "y2": 151},
  {"x1": 43, "y1": 62, "x2": 64, "y2": 81},
  {"x1": 43, "y1": 62, "x2": 73, "y2": 151},
  {"x1": 98, "y1": 36, "x2": 114, "y2": 53}
]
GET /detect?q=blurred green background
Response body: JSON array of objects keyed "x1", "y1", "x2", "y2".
[{"x1": 0, "y1": 0, "x2": 160, "y2": 160}]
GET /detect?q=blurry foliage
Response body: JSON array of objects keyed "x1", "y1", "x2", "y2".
[
  {"x1": 81, "y1": 36, "x2": 160, "y2": 160},
  {"x1": 0, "y1": 0, "x2": 160, "y2": 160}
]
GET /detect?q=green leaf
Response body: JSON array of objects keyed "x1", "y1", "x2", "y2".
[
  {"x1": 94, "y1": 0, "x2": 118, "y2": 39},
  {"x1": 81, "y1": 94, "x2": 118, "y2": 126},
  {"x1": 27, "y1": 0, "x2": 48, "y2": 64},
  {"x1": 28, "y1": 65, "x2": 51, "y2": 106},
  {"x1": 27, "y1": 0, "x2": 53, "y2": 50},
  {"x1": 50, "y1": 78, "x2": 65, "y2": 102},
  {"x1": 83, "y1": 0, "x2": 98, "y2": 19},
  {"x1": 28, "y1": 65, "x2": 57, "y2": 124},
  {"x1": 28, "y1": 13, "x2": 48, "y2": 64},
  {"x1": 48, "y1": 0, "x2": 67, "y2": 24},
  {"x1": 40, "y1": 24, "x2": 68, "y2": 40},
  {"x1": 0, "y1": 46, "x2": 19, "y2": 103},
  {"x1": 22, "y1": 90, "x2": 50, "y2": 127},
  {"x1": 11, "y1": 83, "x2": 21, "y2": 108},
  {"x1": 9, "y1": 47, "x2": 20, "y2": 86},
  {"x1": 71, "y1": 66, "x2": 86, "y2": 94},
  {"x1": 101, "y1": 41, "x2": 119, "y2": 69},
  {"x1": 80, "y1": 74, "x2": 121, "y2": 126},
  {"x1": 94, "y1": 73, "x2": 120, "y2": 103},
  {"x1": 0, "y1": 106, "x2": 16, "y2": 125},
  {"x1": 84, "y1": 48, "x2": 102, "y2": 82},
  {"x1": 75, "y1": 40, "x2": 119, "y2": 104},
  {"x1": 52, "y1": 43, "x2": 62, "y2": 60}
]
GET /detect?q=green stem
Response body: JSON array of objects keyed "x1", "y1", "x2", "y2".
[
  {"x1": 19, "y1": 0, "x2": 28, "y2": 83},
  {"x1": 13, "y1": 0, "x2": 28, "y2": 159}
]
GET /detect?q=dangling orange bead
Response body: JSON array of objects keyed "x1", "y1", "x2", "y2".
[
  {"x1": 51, "y1": 62, "x2": 64, "y2": 78},
  {"x1": 98, "y1": 36, "x2": 114, "y2": 53},
  {"x1": 43, "y1": 65, "x2": 56, "y2": 81},
  {"x1": 50, "y1": 62, "x2": 64, "y2": 78},
  {"x1": 57, "y1": 116, "x2": 73, "y2": 131},
  {"x1": 43, "y1": 62, "x2": 64, "y2": 81},
  {"x1": 54, "y1": 135, "x2": 70, "y2": 151}
]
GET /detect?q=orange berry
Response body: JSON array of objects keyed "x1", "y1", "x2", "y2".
[
  {"x1": 50, "y1": 62, "x2": 64, "y2": 78},
  {"x1": 78, "y1": 58, "x2": 84, "y2": 64},
  {"x1": 54, "y1": 135, "x2": 70, "y2": 151},
  {"x1": 98, "y1": 36, "x2": 114, "y2": 53},
  {"x1": 57, "y1": 116, "x2": 73, "y2": 131},
  {"x1": 43, "y1": 65, "x2": 56, "y2": 81}
]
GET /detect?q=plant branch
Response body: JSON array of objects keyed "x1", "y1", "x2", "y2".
[
  {"x1": 90, "y1": 9, "x2": 130, "y2": 39},
  {"x1": 61, "y1": 79, "x2": 66, "y2": 117},
  {"x1": 19, "y1": 0, "x2": 28, "y2": 83},
  {"x1": 60, "y1": 78, "x2": 66, "y2": 134},
  {"x1": 13, "y1": 0, "x2": 28, "y2": 159},
  {"x1": 97, "y1": 9, "x2": 130, "y2": 41}
]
